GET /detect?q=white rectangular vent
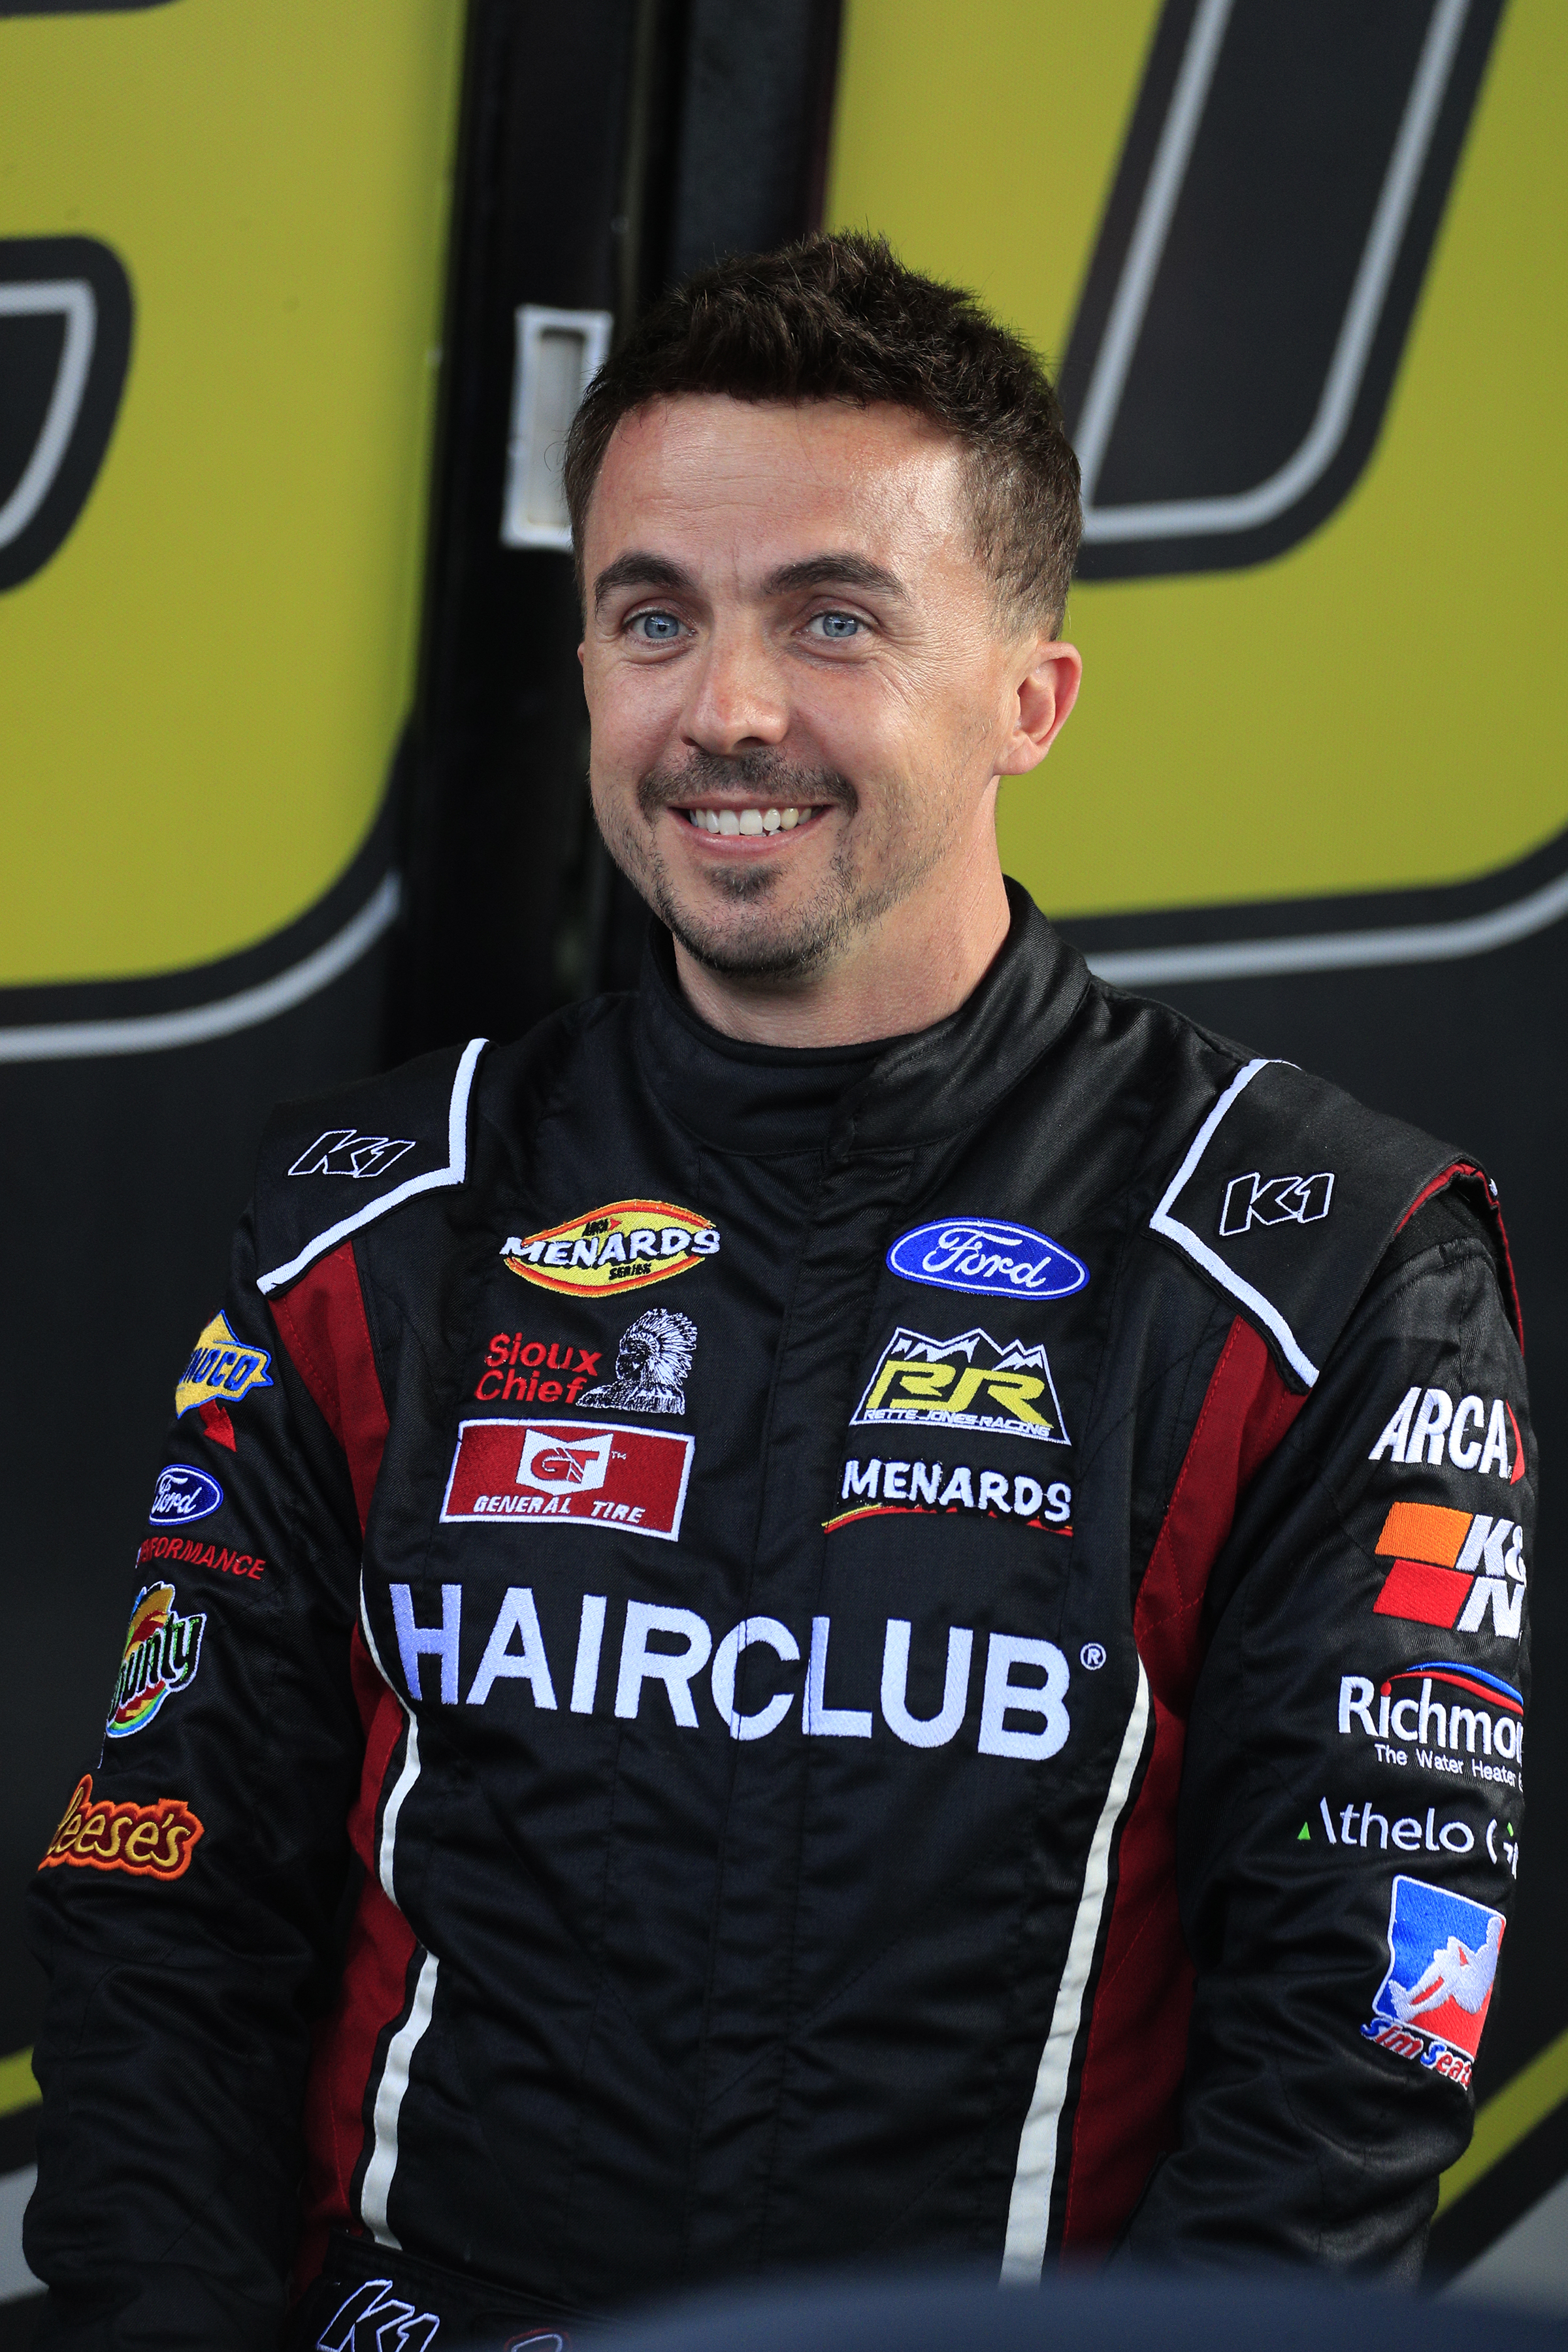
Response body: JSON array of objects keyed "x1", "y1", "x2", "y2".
[{"x1": 500, "y1": 304, "x2": 613, "y2": 551}]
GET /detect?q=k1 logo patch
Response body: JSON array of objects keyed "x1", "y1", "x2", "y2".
[
  {"x1": 287, "y1": 1128, "x2": 416, "y2": 1180},
  {"x1": 851, "y1": 1326, "x2": 1070, "y2": 1446},
  {"x1": 502, "y1": 1200, "x2": 719, "y2": 1296},
  {"x1": 441, "y1": 1418, "x2": 694, "y2": 1540},
  {"x1": 887, "y1": 1218, "x2": 1088, "y2": 1301},
  {"x1": 1362, "y1": 1875, "x2": 1505, "y2": 2088},
  {"x1": 1218, "y1": 1169, "x2": 1333, "y2": 1233}
]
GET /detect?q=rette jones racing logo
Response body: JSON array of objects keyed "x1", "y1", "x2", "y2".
[
  {"x1": 1, "y1": 237, "x2": 133, "y2": 593},
  {"x1": 851, "y1": 1326, "x2": 1070, "y2": 1446},
  {"x1": 1362, "y1": 1874, "x2": 1505, "y2": 2090},
  {"x1": 502, "y1": 1200, "x2": 719, "y2": 1297},
  {"x1": 1371, "y1": 1501, "x2": 1526, "y2": 1640},
  {"x1": 1058, "y1": 0, "x2": 1505, "y2": 579}
]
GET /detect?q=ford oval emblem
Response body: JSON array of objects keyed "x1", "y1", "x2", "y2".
[
  {"x1": 887, "y1": 1217, "x2": 1088, "y2": 1301},
  {"x1": 148, "y1": 1464, "x2": 224, "y2": 1526}
]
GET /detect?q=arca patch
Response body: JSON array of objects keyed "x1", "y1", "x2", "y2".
[
  {"x1": 41, "y1": 1772, "x2": 203, "y2": 1881},
  {"x1": 502, "y1": 1200, "x2": 719, "y2": 1296},
  {"x1": 887, "y1": 1217, "x2": 1087, "y2": 1302},
  {"x1": 851, "y1": 1326, "x2": 1069, "y2": 1446},
  {"x1": 1362, "y1": 1875, "x2": 1505, "y2": 2088},
  {"x1": 175, "y1": 1311, "x2": 273, "y2": 1419},
  {"x1": 442, "y1": 1418, "x2": 694, "y2": 1540}
]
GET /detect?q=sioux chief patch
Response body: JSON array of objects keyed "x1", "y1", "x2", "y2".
[{"x1": 501, "y1": 1200, "x2": 720, "y2": 1296}]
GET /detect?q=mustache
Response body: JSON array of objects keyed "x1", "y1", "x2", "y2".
[{"x1": 637, "y1": 749, "x2": 855, "y2": 816}]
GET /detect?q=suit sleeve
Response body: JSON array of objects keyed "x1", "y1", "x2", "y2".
[
  {"x1": 1126, "y1": 1196, "x2": 1532, "y2": 2274},
  {"x1": 24, "y1": 1207, "x2": 370, "y2": 2350}
]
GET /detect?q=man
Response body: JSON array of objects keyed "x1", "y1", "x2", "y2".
[{"x1": 27, "y1": 236, "x2": 1531, "y2": 2346}]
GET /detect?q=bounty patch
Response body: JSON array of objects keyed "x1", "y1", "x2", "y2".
[{"x1": 106, "y1": 1582, "x2": 205, "y2": 1739}]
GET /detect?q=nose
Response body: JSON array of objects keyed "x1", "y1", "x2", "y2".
[{"x1": 683, "y1": 619, "x2": 788, "y2": 755}]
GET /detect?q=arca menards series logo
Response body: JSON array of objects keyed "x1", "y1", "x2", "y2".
[
  {"x1": 502, "y1": 1199, "x2": 719, "y2": 1298},
  {"x1": 851, "y1": 1326, "x2": 1070, "y2": 1447}
]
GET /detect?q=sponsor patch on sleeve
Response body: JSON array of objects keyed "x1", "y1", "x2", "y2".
[
  {"x1": 1371, "y1": 1502, "x2": 1526, "y2": 1640},
  {"x1": 40, "y1": 1773, "x2": 204, "y2": 1881},
  {"x1": 174, "y1": 1311, "x2": 273, "y2": 1419},
  {"x1": 1361, "y1": 1874, "x2": 1505, "y2": 2089}
]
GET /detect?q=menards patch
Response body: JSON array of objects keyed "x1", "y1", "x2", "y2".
[{"x1": 501, "y1": 1200, "x2": 720, "y2": 1296}]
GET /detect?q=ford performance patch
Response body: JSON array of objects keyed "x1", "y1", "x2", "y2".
[{"x1": 887, "y1": 1218, "x2": 1088, "y2": 1302}]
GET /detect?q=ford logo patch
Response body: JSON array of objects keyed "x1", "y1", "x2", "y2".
[
  {"x1": 887, "y1": 1218, "x2": 1088, "y2": 1301},
  {"x1": 149, "y1": 1465, "x2": 224, "y2": 1526}
]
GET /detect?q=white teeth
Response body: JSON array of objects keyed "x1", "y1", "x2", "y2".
[{"x1": 683, "y1": 804, "x2": 814, "y2": 834}]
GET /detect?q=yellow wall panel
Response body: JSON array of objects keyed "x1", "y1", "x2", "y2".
[
  {"x1": 827, "y1": 1, "x2": 1566, "y2": 918},
  {"x1": 0, "y1": 0, "x2": 465, "y2": 983}
]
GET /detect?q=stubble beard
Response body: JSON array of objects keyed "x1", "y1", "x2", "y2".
[{"x1": 594, "y1": 748, "x2": 949, "y2": 983}]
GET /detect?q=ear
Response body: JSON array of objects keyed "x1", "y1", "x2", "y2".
[{"x1": 997, "y1": 640, "x2": 1083, "y2": 775}]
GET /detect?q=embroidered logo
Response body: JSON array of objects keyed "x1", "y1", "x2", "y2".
[
  {"x1": 502, "y1": 1201, "x2": 719, "y2": 1296},
  {"x1": 41, "y1": 1773, "x2": 203, "y2": 1881}
]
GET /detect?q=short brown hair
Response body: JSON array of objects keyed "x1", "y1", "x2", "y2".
[{"x1": 564, "y1": 233, "x2": 1082, "y2": 633}]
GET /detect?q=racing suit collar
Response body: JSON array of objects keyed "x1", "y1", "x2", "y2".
[{"x1": 635, "y1": 878, "x2": 1092, "y2": 1159}]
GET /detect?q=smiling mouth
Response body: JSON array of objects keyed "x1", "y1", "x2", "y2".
[{"x1": 679, "y1": 805, "x2": 825, "y2": 838}]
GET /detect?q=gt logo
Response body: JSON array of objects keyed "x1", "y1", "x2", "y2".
[
  {"x1": 517, "y1": 1428, "x2": 613, "y2": 1494},
  {"x1": 1218, "y1": 1169, "x2": 1333, "y2": 1234},
  {"x1": 288, "y1": 1128, "x2": 417, "y2": 1179}
]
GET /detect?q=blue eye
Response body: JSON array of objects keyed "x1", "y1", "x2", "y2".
[
  {"x1": 631, "y1": 610, "x2": 683, "y2": 642},
  {"x1": 811, "y1": 611, "x2": 862, "y2": 639}
]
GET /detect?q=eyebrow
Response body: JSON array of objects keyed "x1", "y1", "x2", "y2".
[
  {"x1": 592, "y1": 553, "x2": 696, "y2": 612},
  {"x1": 761, "y1": 553, "x2": 907, "y2": 600}
]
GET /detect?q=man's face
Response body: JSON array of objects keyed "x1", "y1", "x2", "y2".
[{"x1": 580, "y1": 396, "x2": 1062, "y2": 985}]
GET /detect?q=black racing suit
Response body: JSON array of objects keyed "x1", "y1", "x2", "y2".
[{"x1": 25, "y1": 886, "x2": 1533, "y2": 2347}]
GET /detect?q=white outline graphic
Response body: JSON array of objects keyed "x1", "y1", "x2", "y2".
[
  {"x1": 1083, "y1": 857, "x2": 1568, "y2": 988},
  {"x1": 0, "y1": 871, "x2": 401, "y2": 1065},
  {"x1": 255, "y1": 1034, "x2": 486, "y2": 1296},
  {"x1": 1076, "y1": 0, "x2": 1470, "y2": 546},
  {"x1": 1148, "y1": 1058, "x2": 1321, "y2": 1388},
  {"x1": 0, "y1": 278, "x2": 96, "y2": 550}
]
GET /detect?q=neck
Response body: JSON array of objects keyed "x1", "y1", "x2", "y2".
[{"x1": 670, "y1": 849, "x2": 1013, "y2": 1049}]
